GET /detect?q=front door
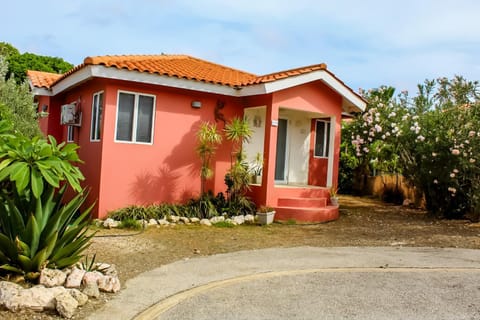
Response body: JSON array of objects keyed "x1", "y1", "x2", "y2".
[{"x1": 275, "y1": 118, "x2": 288, "y2": 182}]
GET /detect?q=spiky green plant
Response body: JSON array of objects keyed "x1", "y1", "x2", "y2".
[{"x1": 0, "y1": 120, "x2": 93, "y2": 281}]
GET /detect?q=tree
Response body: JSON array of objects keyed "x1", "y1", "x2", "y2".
[
  {"x1": 342, "y1": 76, "x2": 480, "y2": 219},
  {"x1": 0, "y1": 42, "x2": 73, "y2": 83},
  {"x1": 0, "y1": 57, "x2": 40, "y2": 137}
]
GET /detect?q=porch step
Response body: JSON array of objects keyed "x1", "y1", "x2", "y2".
[
  {"x1": 277, "y1": 197, "x2": 327, "y2": 208},
  {"x1": 274, "y1": 206, "x2": 339, "y2": 223}
]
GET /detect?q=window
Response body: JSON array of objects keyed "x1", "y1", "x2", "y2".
[
  {"x1": 90, "y1": 91, "x2": 104, "y2": 141},
  {"x1": 67, "y1": 126, "x2": 74, "y2": 142},
  {"x1": 115, "y1": 91, "x2": 155, "y2": 144},
  {"x1": 314, "y1": 119, "x2": 331, "y2": 158}
]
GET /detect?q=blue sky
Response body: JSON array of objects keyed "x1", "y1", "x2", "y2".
[{"x1": 2, "y1": 0, "x2": 480, "y2": 95}]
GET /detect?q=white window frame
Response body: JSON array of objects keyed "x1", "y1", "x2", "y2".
[
  {"x1": 313, "y1": 119, "x2": 331, "y2": 158},
  {"x1": 114, "y1": 90, "x2": 156, "y2": 145},
  {"x1": 90, "y1": 91, "x2": 104, "y2": 142},
  {"x1": 67, "y1": 125, "x2": 74, "y2": 142}
]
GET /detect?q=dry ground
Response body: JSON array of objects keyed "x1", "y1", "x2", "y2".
[{"x1": 3, "y1": 195, "x2": 480, "y2": 319}]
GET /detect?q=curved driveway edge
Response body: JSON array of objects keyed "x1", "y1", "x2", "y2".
[{"x1": 87, "y1": 247, "x2": 480, "y2": 320}]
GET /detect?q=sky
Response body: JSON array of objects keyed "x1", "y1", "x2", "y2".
[{"x1": 2, "y1": 0, "x2": 480, "y2": 95}]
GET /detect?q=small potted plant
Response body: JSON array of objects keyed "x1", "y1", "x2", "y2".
[
  {"x1": 330, "y1": 186, "x2": 339, "y2": 206},
  {"x1": 250, "y1": 152, "x2": 263, "y2": 184},
  {"x1": 256, "y1": 205, "x2": 275, "y2": 225}
]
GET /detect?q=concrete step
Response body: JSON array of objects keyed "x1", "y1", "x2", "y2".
[
  {"x1": 273, "y1": 205, "x2": 339, "y2": 223},
  {"x1": 277, "y1": 197, "x2": 327, "y2": 208}
]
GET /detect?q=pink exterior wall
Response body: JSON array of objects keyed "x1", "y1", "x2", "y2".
[
  {"x1": 36, "y1": 76, "x2": 345, "y2": 218},
  {"x1": 95, "y1": 81, "x2": 242, "y2": 217},
  {"x1": 245, "y1": 81, "x2": 342, "y2": 207}
]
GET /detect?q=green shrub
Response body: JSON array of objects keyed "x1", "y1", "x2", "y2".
[
  {"x1": 118, "y1": 218, "x2": 142, "y2": 230},
  {"x1": 108, "y1": 205, "x2": 147, "y2": 221},
  {"x1": 0, "y1": 122, "x2": 92, "y2": 280}
]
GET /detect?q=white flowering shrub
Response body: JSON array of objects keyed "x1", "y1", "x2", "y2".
[{"x1": 342, "y1": 76, "x2": 479, "y2": 219}]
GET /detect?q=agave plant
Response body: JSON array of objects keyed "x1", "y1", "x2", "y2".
[{"x1": 0, "y1": 120, "x2": 94, "y2": 280}]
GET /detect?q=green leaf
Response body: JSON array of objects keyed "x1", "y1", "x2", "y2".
[
  {"x1": 38, "y1": 165, "x2": 60, "y2": 188},
  {"x1": 24, "y1": 215, "x2": 40, "y2": 259},
  {"x1": 17, "y1": 254, "x2": 32, "y2": 272},
  {"x1": 0, "y1": 158, "x2": 13, "y2": 171},
  {"x1": 0, "y1": 264, "x2": 24, "y2": 274},
  {"x1": 30, "y1": 167, "x2": 44, "y2": 199},
  {"x1": 31, "y1": 248, "x2": 48, "y2": 271},
  {"x1": 11, "y1": 162, "x2": 30, "y2": 194}
]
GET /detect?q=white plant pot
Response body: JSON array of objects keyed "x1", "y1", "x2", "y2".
[
  {"x1": 330, "y1": 197, "x2": 339, "y2": 206},
  {"x1": 254, "y1": 175, "x2": 262, "y2": 184},
  {"x1": 256, "y1": 211, "x2": 275, "y2": 225}
]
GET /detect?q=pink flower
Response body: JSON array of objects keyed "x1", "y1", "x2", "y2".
[
  {"x1": 433, "y1": 179, "x2": 438, "y2": 184},
  {"x1": 452, "y1": 149, "x2": 460, "y2": 155},
  {"x1": 450, "y1": 173, "x2": 455, "y2": 178},
  {"x1": 470, "y1": 158, "x2": 476, "y2": 163},
  {"x1": 468, "y1": 131, "x2": 475, "y2": 137},
  {"x1": 448, "y1": 187, "x2": 457, "y2": 193}
]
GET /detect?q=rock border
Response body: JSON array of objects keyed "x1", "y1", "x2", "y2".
[
  {"x1": 0, "y1": 263, "x2": 120, "y2": 319},
  {"x1": 98, "y1": 214, "x2": 256, "y2": 229}
]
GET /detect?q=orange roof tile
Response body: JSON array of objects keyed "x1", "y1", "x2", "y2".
[
  {"x1": 26, "y1": 70, "x2": 62, "y2": 89},
  {"x1": 83, "y1": 54, "x2": 258, "y2": 87},
  {"x1": 27, "y1": 55, "x2": 359, "y2": 103}
]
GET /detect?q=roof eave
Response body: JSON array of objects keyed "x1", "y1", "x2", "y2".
[{"x1": 238, "y1": 70, "x2": 366, "y2": 112}]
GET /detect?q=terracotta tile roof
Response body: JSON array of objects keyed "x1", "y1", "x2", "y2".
[
  {"x1": 247, "y1": 63, "x2": 327, "y2": 85},
  {"x1": 83, "y1": 54, "x2": 258, "y2": 87},
  {"x1": 26, "y1": 55, "x2": 356, "y2": 102},
  {"x1": 26, "y1": 70, "x2": 62, "y2": 89}
]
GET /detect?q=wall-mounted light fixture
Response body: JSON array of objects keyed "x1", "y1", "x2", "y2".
[{"x1": 191, "y1": 101, "x2": 202, "y2": 108}]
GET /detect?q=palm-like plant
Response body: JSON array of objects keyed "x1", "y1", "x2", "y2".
[
  {"x1": 0, "y1": 120, "x2": 93, "y2": 281},
  {"x1": 196, "y1": 122, "x2": 222, "y2": 195}
]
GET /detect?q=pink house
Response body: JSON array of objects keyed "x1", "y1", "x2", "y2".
[{"x1": 27, "y1": 55, "x2": 365, "y2": 222}]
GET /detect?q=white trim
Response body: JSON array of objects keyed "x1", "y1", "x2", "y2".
[
  {"x1": 326, "y1": 116, "x2": 336, "y2": 188},
  {"x1": 47, "y1": 66, "x2": 365, "y2": 112},
  {"x1": 31, "y1": 87, "x2": 52, "y2": 96},
  {"x1": 114, "y1": 90, "x2": 156, "y2": 145},
  {"x1": 90, "y1": 91, "x2": 104, "y2": 142},
  {"x1": 91, "y1": 66, "x2": 238, "y2": 96},
  {"x1": 52, "y1": 67, "x2": 93, "y2": 96}
]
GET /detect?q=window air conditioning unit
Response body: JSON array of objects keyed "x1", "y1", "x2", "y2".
[{"x1": 60, "y1": 103, "x2": 82, "y2": 126}]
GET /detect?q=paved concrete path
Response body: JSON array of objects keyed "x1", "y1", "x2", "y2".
[{"x1": 88, "y1": 247, "x2": 480, "y2": 320}]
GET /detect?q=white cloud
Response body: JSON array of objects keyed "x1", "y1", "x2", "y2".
[{"x1": 1, "y1": 0, "x2": 479, "y2": 93}]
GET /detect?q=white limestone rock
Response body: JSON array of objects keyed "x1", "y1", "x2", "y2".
[
  {"x1": 225, "y1": 218, "x2": 237, "y2": 225},
  {"x1": 55, "y1": 291, "x2": 78, "y2": 319},
  {"x1": 82, "y1": 282, "x2": 100, "y2": 299},
  {"x1": 39, "y1": 268, "x2": 67, "y2": 288},
  {"x1": 190, "y1": 217, "x2": 200, "y2": 223},
  {"x1": 233, "y1": 215, "x2": 245, "y2": 225},
  {"x1": 168, "y1": 215, "x2": 180, "y2": 223},
  {"x1": 200, "y1": 219, "x2": 212, "y2": 226},
  {"x1": 179, "y1": 217, "x2": 190, "y2": 224},
  {"x1": 148, "y1": 218, "x2": 158, "y2": 226},
  {"x1": 67, "y1": 288, "x2": 89, "y2": 306},
  {"x1": 157, "y1": 219, "x2": 170, "y2": 226},
  {"x1": 244, "y1": 214, "x2": 255, "y2": 223},
  {"x1": 210, "y1": 216, "x2": 225, "y2": 224},
  {"x1": 82, "y1": 271, "x2": 104, "y2": 286},
  {"x1": 0, "y1": 281, "x2": 22, "y2": 307},
  {"x1": 4, "y1": 285, "x2": 66, "y2": 312},
  {"x1": 98, "y1": 275, "x2": 121, "y2": 293},
  {"x1": 103, "y1": 218, "x2": 119, "y2": 228},
  {"x1": 65, "y1": 267, "x2": 86, "y2": 288}
]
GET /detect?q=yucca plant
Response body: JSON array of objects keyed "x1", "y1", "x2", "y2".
[{"x1": 0, "y1": 120, "x2": 93, "y2": 281}]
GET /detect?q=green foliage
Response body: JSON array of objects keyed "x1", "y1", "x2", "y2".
[
  {"x1": 0, "y1": 57, "x2": 40, "y2": 138},
  {"x1": 0, "y1": 124, "x2": 92, "y2": 280},
  {"x1": 212, "y1": 221, "x2": 235, "y2": 228},
  {"x1": 196, "y1": 122, "x2": 222, "y2": 194},
  {"x1": 343, "y1": 76, "x2": 480, "y2": 219},
  {"x1": 108, "y1": 205, "x2": 148, "y2": 221},
  {"x1": 118, "y1": 218, "x2": 143, "y2": 230},
  {"x1": 223, "y1": 117, "x2": 254, "y2": 211},
  {"x1": 0, "y1": 42, "x2": 73, "y2": 83},
  {"x1": 80, "y1": 253, "x2": 109, "y2": 272}
]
